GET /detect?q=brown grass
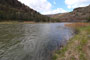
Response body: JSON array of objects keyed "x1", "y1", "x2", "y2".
[
  {"x1": 65, "y1": 23, "x2": 90, "y2": 28},
  {"x1": 24, "y1": 21, "x2": 35, "y2": 24},
  {"x1": 54, "y1": 23, "x2": 90, "y2": 60}
]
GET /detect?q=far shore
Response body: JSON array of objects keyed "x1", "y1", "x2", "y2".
[{"x1": 0, "y1": 21, "x2": 89, "y2": 24}]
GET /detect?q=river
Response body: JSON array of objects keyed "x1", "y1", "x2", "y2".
[{"x1": 0, "y1": 23, "x2": 74, "y2": 60}]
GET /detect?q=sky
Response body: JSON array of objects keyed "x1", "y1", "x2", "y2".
[{"x1": 18, "y1": 0, "x2": 90, "y2": 15}]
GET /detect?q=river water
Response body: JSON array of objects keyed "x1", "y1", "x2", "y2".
[{"x1": 0, "y1": 23, "x2": 74, "y2": 60}]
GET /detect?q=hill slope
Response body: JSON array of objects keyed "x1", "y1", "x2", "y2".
[
  {"x1": 0, "y1": 0, "x2": 50, "y2": 22},
  {"x1": 48, "y1": 5, "x2": 90, "y2": 22}
]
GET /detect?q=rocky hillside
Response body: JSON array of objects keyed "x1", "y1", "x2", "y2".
[
  {"x1": 0, "y1": 0, "x2": 50, "y2": 22},
  {"x1": 48, "y1": 5, "x2": 90, "y2": 22}
]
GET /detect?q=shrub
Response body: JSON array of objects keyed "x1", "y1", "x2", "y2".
[{"x1": 87, "y1": 17, "x2": 90, "y2": 22}]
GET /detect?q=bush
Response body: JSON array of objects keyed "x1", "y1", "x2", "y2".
[{"x1": 87, "y1": 17, "x2": 90, "y2": 22}]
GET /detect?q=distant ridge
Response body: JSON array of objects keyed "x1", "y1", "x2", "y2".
[{"x1": 48, "y1": 5, "x2": 90, "y2": 22}]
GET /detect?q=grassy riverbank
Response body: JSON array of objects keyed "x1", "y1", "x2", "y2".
[
  {"x1": 0, "y1": 21, "x2": 36, "y2": 24},
  {"x1": 53, "y1": 23, "x2": 90, "y2": 60}
]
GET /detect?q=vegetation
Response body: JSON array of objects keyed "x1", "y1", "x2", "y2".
[
  {"x1": 52, "y1": 23, "x2": 90, "y2": 60},
  {"x1": 87, "y1": 17, "x2": 90, "y2": 22},
  {"x1": 0, "y1": 0, "x2": 52, "y2": 22},
  {"x1": 48, "y1": 5, "x2": 90, "y2": 22}
]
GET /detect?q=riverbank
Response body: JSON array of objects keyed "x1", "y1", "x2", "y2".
[
  {"x1": 0, "y1": 21, "x2": 36, "y2": 24},
  {"x1": 52, "y1": 23, "x2": 90, "y2": 60},
  {"x1": 0, "y1": 21, "x2": 68, "y2": 24}
]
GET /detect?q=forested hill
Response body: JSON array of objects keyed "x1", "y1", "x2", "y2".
[{"x1": 0, "y1": 0, "x2": 50, "y2": 22}]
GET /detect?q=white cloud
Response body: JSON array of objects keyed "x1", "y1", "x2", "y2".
[
  {"x1": 65, "y1": 0, "x2": 90, "y2": 9},
  {"x1": 42, "y1": 8, "x2": 67, "y2": 15},
  {"x1": 18, "y1": 0, "x2": 67, "y2": 14},
  {"x1": 18, "y1": 0, "x2": 51, "y2": 12}
]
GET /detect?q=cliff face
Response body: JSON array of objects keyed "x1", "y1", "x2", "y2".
[
  {"x1": 0, "y1": 0, "x2": 50, "y2": 22},
  {"x1": 48, "y1": 5, "x2": 90, "y2": 22}
]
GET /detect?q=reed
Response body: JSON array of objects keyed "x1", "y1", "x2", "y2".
[{"x1": 65, "y1": 23, "x2": 90, "y2": 28}]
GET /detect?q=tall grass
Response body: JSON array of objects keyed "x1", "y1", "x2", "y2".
[{"x1": 65, "y1": 23, "x2": 90, "y2": 28}]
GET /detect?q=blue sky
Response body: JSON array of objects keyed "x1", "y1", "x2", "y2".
[
  {"x1": 18, "y1": 0, "x2": 90, "y2": 15},
  {"x1": 48, "y1": 0, "x2": 73, "y2": 12}
]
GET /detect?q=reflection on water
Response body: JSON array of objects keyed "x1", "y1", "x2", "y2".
[{"x1": 0, "y1": 23, "x2": 74, "y2": 60}]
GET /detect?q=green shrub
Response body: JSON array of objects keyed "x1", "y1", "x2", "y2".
[{"x1": 87, "y1": 17, "x2": 90, "y2": 22}]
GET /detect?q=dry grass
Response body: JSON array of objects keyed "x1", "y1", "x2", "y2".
[
  {"x1": 0, "y1": 21, "x2": 19, "y2": 24},
  {"x1": 53, "y1": 23, "x2": 90, "y2": 60},
  {"x1": 0, "y1": 21, "x2": 36, "y2": 24},
  {"x1": 65, "y1": 23, "x2": 90, "y2": 28},
  {"x1": 24, "y1": 21, "x2": 35, "y2": 24}
]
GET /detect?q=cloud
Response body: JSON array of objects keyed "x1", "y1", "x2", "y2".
[
  {"x1": 18, "y1": 0, "x2": 51, "y2": 12},
  {"x1": 42, "y1": 8, "x2": 67, "y2": 15},
  {"x1": 65, "y1": 0, "x2": 90, "y2": 9},
  {"x1": 18, "y1": 0, "x2": 67, "y2": 14}
]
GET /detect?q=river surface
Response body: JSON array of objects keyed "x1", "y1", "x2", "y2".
[{"x1": 0, "y1": 23, "x2": 74, "y2": 60}]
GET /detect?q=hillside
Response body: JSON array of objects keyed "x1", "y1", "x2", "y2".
[
  {"x1": 48, "y1": 5, "x2": 90, "y2": 22},
  {"x1": 0, "y1": 0, "x2": 50, "y2": 22}
]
